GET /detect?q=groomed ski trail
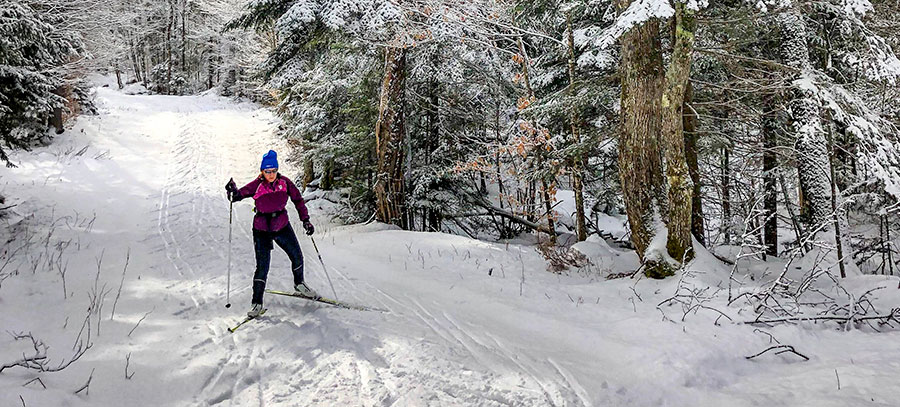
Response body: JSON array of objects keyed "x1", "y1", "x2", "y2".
[{"x1": 45, "y1": 88, "x2": 587, "y2": 406}]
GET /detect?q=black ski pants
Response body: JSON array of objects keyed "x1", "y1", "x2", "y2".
[{"x1": 252, "y1": 224, "x2": 304, "y2": 304}]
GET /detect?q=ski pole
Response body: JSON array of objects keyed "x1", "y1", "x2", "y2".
[
  {"x1": 310, "y1": 236, "x2": 338, "y2": 301},
  {"x1": 226, "y1": 197, "x2": 233, "y2": 308}
]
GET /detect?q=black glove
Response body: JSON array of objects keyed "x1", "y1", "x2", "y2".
[
  {"x1": 225, "y1": 178, "x2": 239, "y2": 202},
  {"x1": 302, "y1": 220, "x2": 315, "y2": 236}
]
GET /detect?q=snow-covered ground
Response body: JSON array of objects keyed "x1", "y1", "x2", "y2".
[{"x1": 2, "y1": 86, "x2": 900, "y2": 406}]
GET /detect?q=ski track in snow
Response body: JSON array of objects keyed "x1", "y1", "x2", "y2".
[
  {"x1": 11, "y1": 89, "x2": 572, "y2": 406},
  {"x1": 166, "y1": 91, "x2": 585, "y2": 405}
]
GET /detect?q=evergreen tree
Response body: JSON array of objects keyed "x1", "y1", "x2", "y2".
[{"x1": 0, "y1": 2, "x2": 84, "y2": 166}]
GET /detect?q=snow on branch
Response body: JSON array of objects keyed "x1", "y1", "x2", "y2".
[
  {"x1": 275, "y1": 0, "x2": 317, "y2": 38},
  {"x1": 841, "y1": 0, "x2": 873, "y2": 17},
  {"x1": 587, "y1": 0, "x2": 675, "y2": 49}
]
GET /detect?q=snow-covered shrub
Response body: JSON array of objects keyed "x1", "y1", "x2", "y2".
[
  {"x1": 0, "y1": 2, "x2": 83, "y2": 166},
  {"x1": 149, "y1": 63, "x2": 189, "y2": 95}
]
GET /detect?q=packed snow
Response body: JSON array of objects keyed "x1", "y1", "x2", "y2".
[{"x1": 2, "y1": 84, "x2": 900, "y2": 406}]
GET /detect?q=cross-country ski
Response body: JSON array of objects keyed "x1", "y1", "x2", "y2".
[
  {"x1": 266, "y1": 289, "x2": 383, "y2": 312},
  {"x1": 227, "y1": 308, "x2": 267, "y2": 333}
]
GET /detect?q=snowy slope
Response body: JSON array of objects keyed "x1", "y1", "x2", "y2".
[{"x1": 2, "y1": 86, "x2": 900, "y2": 406}]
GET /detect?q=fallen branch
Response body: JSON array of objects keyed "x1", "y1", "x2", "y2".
[
  {"x1": 746, "y1": 344, "x2": 809, "y2": 361},
  {"x1": 454, "y1": 194, "x2": 560, "y2": 236},
  {"x1": 110, "y1": 248, "x2": 130, "y2": 321},
  {"x1": 22, "y1": 377, "x2": 46, "y2": 389},
  {"x1": 125, "y1": 352, "x2": 135, "y2": 379},
  {"x1": 1, "y1": 329, "x2": 91, "y2": 374},
  {"x1": 74, "y1": 368, "x2": 95, "y2": 395},
  {"x1": 128, "y1": 308, "x2": 154, "y2": 337},
  {"x1": 746, "y1": 308, "x2": 900, "y2": 326}
]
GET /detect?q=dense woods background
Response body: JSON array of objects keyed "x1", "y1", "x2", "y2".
[{"x1": 3, "y1": 0, "x2": 899, "y2": 278}]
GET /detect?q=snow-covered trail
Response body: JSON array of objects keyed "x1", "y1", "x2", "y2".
[
  {"x1": 1, "y1": 87, "x2": 602, "y2": 406},
  {"x1": 4, "y1": 87, "x2": 900, "y2": 407}
]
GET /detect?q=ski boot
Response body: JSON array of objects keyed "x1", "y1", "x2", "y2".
[
  {"x1": 294, "y1": 282, "x2": 319, "y2": 299},
  {"x1": 247, "y1": 303, "x2": 264, "y2": 318}
]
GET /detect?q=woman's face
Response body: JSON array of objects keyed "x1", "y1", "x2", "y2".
[{"x1": 262, "y1": 168, "x2": 277, "y2": 183}]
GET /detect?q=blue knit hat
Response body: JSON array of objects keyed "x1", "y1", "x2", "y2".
[{"x1": 260, "y1": 150, "x2": 278, "y2": 170}]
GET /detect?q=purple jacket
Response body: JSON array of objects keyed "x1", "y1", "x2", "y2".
[{"x1": 236, "y1": 174, "x2": 310, "y2": 232}]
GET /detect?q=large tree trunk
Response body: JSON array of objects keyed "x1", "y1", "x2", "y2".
[
  {"x1": 207, "y1": 59, "x2": 214, "y2": 90},
  {"x1": 321, "y1": 158, "x2": 335, "y2": 190},
  {"x1": 374, "y1": 46, "x2": 408, "y2": 228},
  {"x1": 660, "y1": 3, "x2": 697, "y2": 263},
  {"x1": 567, "y1": 12, "x2": 588, "y2": 242},
  {"x1": 50, "y1": 85, "x2": 66, "y2": 134},
  {"x1": 684, "y1": 82, "x2": 704, "y2": 246},
  {"x1": 141, "y1": 37, "x2": 150, "y2": 88},
  {"x1": 618, "y1": 0, "x2": 665, "y2": 267},
  {"x1": 827, "y1": 124, "x2": 846, "y2": 278},
  {"x1": 129, "y1": 35, "x2": 143, "y2": 83},
  {"x1": 780, "y1": 10, "x2": 831, "y2": 227},
  {"x1": 302, "y1": 159, "x2": 315, "y2": 189},
  {"x1": 762, "y1": 97, "x2": 779, "y2": 257}
]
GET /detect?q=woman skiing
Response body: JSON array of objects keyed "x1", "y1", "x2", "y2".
[{"x1": 225, "y1": 150, "x2": 316, "y2": 317}]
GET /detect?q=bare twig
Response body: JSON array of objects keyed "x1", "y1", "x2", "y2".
[
  {"x1": 747, "y1": 308, "x2": 900, "y2": 325},
  {"x1": 746, "y1": 345, "x2": 809, "y2": 361},
  {"x1": 128, "y1": 308, "x2": 154, "y2": 337},
  {"x1": 125, "y1": 352, "x2": 135, "y2": 379},
  {"x1": 110, "y1": 248, "x2": 130, "y2": 321},
  {"x1": 73, "y1": 368, "x2": 95, "y2": 395},
  {"x1": 1, "y1": 328, "x2": 91, "y2": 374},
  {"x1": 22, "y1": 377, "x2": 47, "y2": 389}
]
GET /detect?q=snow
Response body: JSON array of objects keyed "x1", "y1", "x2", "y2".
[
  {"x1": 3, "y1": 84, "x2": 900, "y2": 406},
  {"x1": 588, "y1": 0, "x2": 675, "y2": 49},
  {"x1": 842, "y1": 0, "x2": 873, "y2": 16},
  {"x1": 276, "y1": 1, "x2": 317, "y2": 37}
]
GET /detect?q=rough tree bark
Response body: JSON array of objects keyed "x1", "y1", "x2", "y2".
[
  {"x1": 128, "y1": 36, "x2": 143, "y2": 83},
  {"x1": 566, "y1": 12, "x2": 588, "y2": 242},
  {"x1": 617, "y1": 0, "x2": 665, "y2": 272},
  {"x1": 50, "y1": 86, "x2": 66, "y2": 134},
  {"x1": 722, "y1": 147, "x2": 731, "y2": 243},
  {"x1": 302, "y1": 159, "x2": 315, "y2": 189},
  {"x1": 321, "y1": 158, "x2": 335, "y2": 190},
  {"x1": 141, "y1": 38, "x2": 150, "y2": 88},
  {"x1": 374, "y1": 45, "x2": 408, "y2": 228},
  {"x1": 684, "y1": 82, "x2": 704, "y2": 246},
  {"x1": 779, "y1": 10, "x2": 831, "y2": 227},
  {"x1": 115, "y1": 59, "x2": 124, "y2": 89},
  {"x1": 763, "y1": 97, "x2": 779, "y2": 257},
  {"x1": 661, "y1": 2, "x2": 697, "y2": 263}
]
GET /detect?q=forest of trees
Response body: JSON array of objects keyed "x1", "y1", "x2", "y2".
[
  {"x1": 1, "y1": 0, "x2": 266, "y2": 166},
  {"x1": 3, "y1": 0, "x2": 899, "y2": 278}
]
